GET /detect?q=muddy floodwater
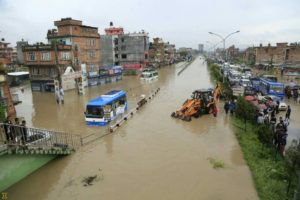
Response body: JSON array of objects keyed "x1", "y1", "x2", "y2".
[{"x1": 7, "y1": 57, "x2": 261, "y2": 199}]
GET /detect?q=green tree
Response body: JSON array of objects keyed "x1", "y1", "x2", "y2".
[
  {"x1": 179, "y1": 51, "x2": 188, "y2": 58},
  {"x1": 235, "y1": 96, "x2": 256, "y2": 130},
  {"x1": 285, "y1": 139, "x2": 300, "y2": 196},
  {"x1": 256, "y1": 124, "x2": 273, "y2": 147}
]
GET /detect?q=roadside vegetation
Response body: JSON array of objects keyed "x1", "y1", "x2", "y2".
[{"x1": 206, "y1": 58, "x2": 300, "y2": 200}]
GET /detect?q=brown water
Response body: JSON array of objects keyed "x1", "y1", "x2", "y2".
[{"x1": 7, "y1": 57, "x2": 259, "y2": 200}]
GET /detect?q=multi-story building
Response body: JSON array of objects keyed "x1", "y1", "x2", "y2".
[
  {"x1": 226, "y1": 45, "x2": 240, "y2": 61},
  {"x1": 101, "y1": 23, "x2": 149, "y2": 73},
  {"x1": 100, "y1": 25, "x2": 124, "y2": 67},
  {"x1": 47, "y1": 18, "x2": 101, "y2": 78},
  {"x1": 23, "y1": 43, "x2": 73, "y2": 92},
  {"x1": 243, "y1": 47, "x2": 256, "y2": 65},
  {"x1": 164, "y1": 42, "x2": 176, "y2": 64},
  {"x1": 149, "y1": 38, "x2": 165, "y2": 65},
  {"x1": 116, "y1": 32, "x2": 149, "y2": 67},
  {"x1": 255, "y1": 43, "x2": 300, "y2": 66},
  {"x1": 16, "y1": 39, "x2": 28, "y2": 64},
  {"x1": 0, "y1": 39, "x2": 13, "y2": 67}
]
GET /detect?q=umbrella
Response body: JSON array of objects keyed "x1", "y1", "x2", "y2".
[
  {"x1": 257, "y1": 103, "x2": 267, "y2": 110},
  {"x1": 244, "y1": 96, "x2": 255, "y2": 101},
  {"x1": 250, "y1": 100, "x2": 258, "y2": 106},
  {"x1": 289, "y1": 81, "x2": 296, "y2": 88}
]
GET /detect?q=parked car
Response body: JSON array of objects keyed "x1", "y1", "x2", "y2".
[
  {"x1": 244, "y1": 86, "x2": 257, "y2": 96},
  {"x1": 257, "y1": 95, "x2": 287, "y2": 111},
  {"x1": 228, "y1": 70, "x2": 241, "y2": 85},
  {"x1": 239, "y1": 78, "x2": 252, "y2": 87}
]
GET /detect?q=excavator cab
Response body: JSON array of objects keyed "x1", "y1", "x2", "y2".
[{"x1": 171, "y1": 84, "x2": 221, "y2": 121}]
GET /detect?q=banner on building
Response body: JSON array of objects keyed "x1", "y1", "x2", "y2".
[
  {"x1": 61, "y1": 66, "x2": 82, "y2": 91},
  {"x1": 122, "y1": 64, "x2": 142, "y2": 70}
]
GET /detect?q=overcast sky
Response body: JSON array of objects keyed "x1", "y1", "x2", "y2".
[{"x1": 0, "y1": 0, "x2": 299, "y2": 50}]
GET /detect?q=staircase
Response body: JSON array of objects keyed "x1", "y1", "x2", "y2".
[{"x1": 0, "y1": 123, "x2": 82, "y2": 156}]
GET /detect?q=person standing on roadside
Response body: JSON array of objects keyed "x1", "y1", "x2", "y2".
[
  {"x1": 213, "y1": 104, "x2": 218, "y2": 117},
  {"x1": 285, "y1": 105, "x2": 291, "y2": 119},
  {"x1": 20, "y1": 120, "x2": 28, "y2": 145},
  {"x1": 3, "y1": 117, "x2": 12, "y2": 143},
  {"x1": 275, "y1": 100, "x2": 280, "y2": 114},
  {"x1": 224, "y1": 101, "x2": 229, "y2": 114},
  {"x1": 59, "y1": 87, "x2": 64, "y2": 104},
  {"x1": 55, "y1": 89, "x2": 60, "y2": 104},
  {"x1": 13, "y1": 118, "x2": 21, "y2": 144},
  {"x1": 278, "y1": 130, "x2": 288, "y2": 157},
  {"x1": 293, "y1": 89, "x2": 298, "y2": 102}
]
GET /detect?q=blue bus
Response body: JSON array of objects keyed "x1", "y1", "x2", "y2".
[
  {"x1": 85, "y1": 90, "x2": 128, "y2": 126},
  {"x1": 250, "y1": 77, "x2": 261, "y2": 92},
  {"x1": 258, "y1": 78, "x2": 284, "y2": 99}
]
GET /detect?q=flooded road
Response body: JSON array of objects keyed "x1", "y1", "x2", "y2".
[{"x1": 7, "y1": 57, "x2": 259, "y2": 199}]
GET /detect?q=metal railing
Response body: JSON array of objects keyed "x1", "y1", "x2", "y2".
[{"x1": 0, "y1": 123, "x2": 81, "y2": 155}]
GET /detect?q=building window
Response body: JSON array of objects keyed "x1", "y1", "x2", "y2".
[
  {"x1": 90, "y1": 64, "x2": 95, "y2": 72},
  {"x1": 27, "y1": 52, "x2": 36, "y2": 61},
  {"x1": 88, "y1": 51, "x2": 95, "y2": 58},
  {"x1": 115, "y1": 54, "x2": 119, "y2": 58},
  {"x1": 114, "y1": 38, "x2": 118, "y2": 45},
  {"x1": 121, "y1": 54, "x2": 127, "y2": 59},
  {"x1": 145, "y1": 54, "x2": 148, "y2": 59},
  {"x1": 41, "y1": 52, "x2": 51, "y2": 61},
  {"x1": 32, "y1": 67, "x2": 40, "y2": 75},
  {"x1": 121, "y1": 45, "x2": 126, "y2": 51},
  {"x1": 121, "y1": 38, "x2": 125, "y2": 43},
  {"x1": 61, "y1": 52, "x2": 70, "y2": 60},
  {"x1": 49, "y1": 68, "x2": 57, "y2": 77},
  {"x1": 86, "y1": 39, "x2": 96, "y2": 46}
]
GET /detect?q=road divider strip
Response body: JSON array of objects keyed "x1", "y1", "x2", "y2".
[
  {"x1": 109, "y1": 88, "x2": 160, "y2": 133},
  {"x1": 177, "y1": 59, "x2": 195, "y2": 76}
]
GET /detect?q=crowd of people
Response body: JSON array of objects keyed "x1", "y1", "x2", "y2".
[
  {"x1": 3, "y1": 117, "x2": 28, "y2": 145},
  {"x1": 285, "y1": 86, "x2": 299, "y2": 103},
  {"x1": 255, "y1": 102, "x2": 292, "y2": 156},
  {"x1": 222, "y1": 95, "x2": 292, "y2": 157}
]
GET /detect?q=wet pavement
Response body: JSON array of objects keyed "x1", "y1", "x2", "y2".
[{"x1": 7, "y1": 57, "x2": 262, "y2": 199}]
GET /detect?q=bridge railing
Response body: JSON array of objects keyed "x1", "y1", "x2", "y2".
[{"x1": 0, "y1": 123, "x2": 82, "y2": 152}]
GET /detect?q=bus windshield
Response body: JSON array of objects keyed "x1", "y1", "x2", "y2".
[
  {"x1": 269, "y1": 85, "x2": 284, "y2": 93},
  {"x1": 86, "y1": 106, "x2": 104, "y2": 118},
  {"x1": 141, "y1": 73, "x2": 152, "y2": 78}
]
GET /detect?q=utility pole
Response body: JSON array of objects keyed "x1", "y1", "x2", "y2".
[
  {"x1": 53, "y1": 40, "x2": 61, "y2": 87},
  {"x1": 208, "y1": 30, "x2": 240, "y2": 62}
]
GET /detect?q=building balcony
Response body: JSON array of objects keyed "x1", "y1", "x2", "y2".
[{"x1": 30, "y1": 74, "x2": 58, "y2": 81}]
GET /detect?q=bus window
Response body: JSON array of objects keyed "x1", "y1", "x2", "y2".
[
  {"x1": 119, "y1": 96, "x2": 126, "y2": 105},
  {"x1": 86, "y1": 106, "x2": 104, "y2": 118},
  {"x1": 270, "y1": 85, "x2": 283, "y2": 93}
]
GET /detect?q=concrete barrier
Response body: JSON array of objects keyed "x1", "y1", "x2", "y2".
[{"x1": 109, "y1": 88, "x2": 160, "y2": 132}]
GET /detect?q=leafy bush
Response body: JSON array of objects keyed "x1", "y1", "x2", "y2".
[{"x1": 235, "y1": 96, "x2": 256, "y2": 129}]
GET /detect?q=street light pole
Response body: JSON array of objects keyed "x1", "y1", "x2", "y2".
[
  {"x1": 208, "y1": 30, "x2": 240, "y2": 62},
  {"x1": 206, "y1": 41, "x2": 223, "y2": 58}
]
